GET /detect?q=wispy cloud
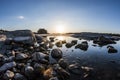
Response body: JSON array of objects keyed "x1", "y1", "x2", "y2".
[{"x1": 17, "y1": 16, "x2": 24, "y2": 19}]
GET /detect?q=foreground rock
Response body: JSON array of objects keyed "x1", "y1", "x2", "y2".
[{"x1": 3, "y1": 70, "x2": 14, "y2": 80}]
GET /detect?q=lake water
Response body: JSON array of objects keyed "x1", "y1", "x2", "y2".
[{"x1": 48, "y1": 36, "x2": 120, "y2": 80}]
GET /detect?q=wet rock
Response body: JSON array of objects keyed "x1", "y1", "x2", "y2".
[
  {"x1": 15, "y1": 53, "x2": 28, "y2": 60},
  {"x1": 14, "y1": 73, "x2": 27, "y2": 80},
  {"x1": 34, "y1": 63, "x2": 45, "y2": 74},
  {"x1": 35, "y1": 35, "x2": 43, "y2": 43},
  {"x1": 61, "y1": 40, "x2": 66, "y2": 44},
  {"x1": 51, "y1": 48, "x2": 63, "y2": 59},
  {"x1": 32, "y1": 52, "x2": 48, "y2": 63},
  {"x1": 58, "y1": 59, "x2": 68, "y2": 69},
  {"x1": 3, "y1": 70, "x2": 14, "y2": 80},
  {"x1": 49, "y1": 43, "x2": 54, "y2": 48},
  {"x1": 49, "y1": 37, "x2": 55, "y2": 42},
  {"x1": 65, "y1": 43, "x2": 73, "y2": 48},
  {"x1": 71, "y1": 40, "x2": 77, "y2": 45},
  {"x1": 108, "y1": 47, "x2": 118, "y2": 53},
  {"x1": 93, "y1": 36, "x2": 116, "y2": 46},
  {"x1": 68, "y1": 63, "x2": 83, "y2": 75},
  {"x1": 12, "y1": 30, "x2": 36, "y2": 45},
  {"x1": 75, "y1": 41, "x2": 88, "y2": 51},
  {"x1": 0, "y1": 62, "x2": 16, "y2": 72},
  {"x1": 49, "y1": 77, "x2": 59, "y2": 80},
  {"x1": 24, "y1": 66, "x2": 34, "y2": 79},
  {"x1": 44, "y1": 67, "x2": 53, "y2": 80},
  {"x1": 55, "y1": 41, "x2": 62, "y2": 47},
  {"x1": 53, "y1": 65, "x2": 70, "y2": 80}
]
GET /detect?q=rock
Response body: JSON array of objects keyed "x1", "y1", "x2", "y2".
[
  {"x1": 58, "y1": 59, "x2": 68, "y2": 69},
  {"x1": 53, "y1": 65, "x2": 70, "y2": 80},
  {"x1": 49, "y1": 77, "x2": 59, "y2": 80},
  {"x1": 108, "y1": 47, "x2": 118, "y2": 53},
  {"x1": 4, "y1": 38, "x2": 13, "y2": 45},
  {"x1": 0, "y1": 54, "x2": 4, "y2": 62},
  {"x1": 93, "y1": 36, "x2": 116, "y2": 46},
  {"x1": 24, "y1": 66, "x2": 34, "y2": 79},
  {"x1": 55, "y1": 41, "x2": 62, "y2": 47},
  {"x1": 68, "y1": 63, "x2": 83, "y2": 75},
  {"x1": 51, "y1": 48, "x2": 63, "y2": 59},
  {"x1": 14, "y1": 73, "x2": 27, "y2": 80},
  {"x1": 32, "y1": 52, "x2": 48, "y2": 63},
  {"x1": 65, "y1": 43, "x2": 73, "y2": 48},
  {"x1": 3, "y1": 70, "x2": 14, "y2": 80},
  {"x1": 4, "y1": 56, "x2": 15, "y2": 62},
  {"x1": 71, "y1": 40, "x2": 77, "y2": 45},
  {"x1": 34, "y1": 63, "x2": 45, "y2": 74},
  {"x1": 0, "y1": 62, "x2": 16, "y2": 72},
  {"x1": 44, "y1": 67, "x2": 53, "y2": 80},
  {"x1": 15, "y1": 53, "x2": 28, "y2": 60},
  {"x1": 11, "y1": 30, "x2": 36, "y2": 45},
  {"x1": 49, "y1": 37, "x2": 55, "y2": 42},
  {"x1": 61, "y1": 40, "x2": 66, "y2": 44},
  {"x1": 75, "y1": 41, "x2": 88, "y2": 51},
  {"x1": 35, "y1": 35, "x2": 43, "y2": 43}
]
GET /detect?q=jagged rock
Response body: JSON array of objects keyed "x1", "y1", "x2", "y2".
[
  {"x1": 15, "y1": 53, "x2": 28, "y2": 60},
  {"x1": 65, "y1": 43, "x2": 73, "y2": 48},
  {"x1": 51, "y1": 49, "x2": 63, "y2": 59},
  {"x1": 32, "y1": 52, "x2": 48, "y2": 63},
  {"x1": 3, "y1": 70, "x2": 14, "y2": 80},
  {"x1": 75, "y1": 41, "x2": 88, "y2": 51},
  {"x1": 14, "y1": 73, "x2": 27, "y2": 80},
  {"x1": 0, "y1": 62, "x2": 16, "y2": 72},
  {"x1": 108, "y1": 47, "x2": 118, "y2": 53},
  {"x1": 58, "y1": 59, "x2": 68, "y2": 69}
]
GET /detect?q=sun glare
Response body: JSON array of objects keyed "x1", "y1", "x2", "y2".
[{"x1": 56, "y1": 24, "x2": 65, "y2": 33}]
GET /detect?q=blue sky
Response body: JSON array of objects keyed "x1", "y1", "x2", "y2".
[{"x1": 0, "y1": 0, "x2": 120, "y2": 33}]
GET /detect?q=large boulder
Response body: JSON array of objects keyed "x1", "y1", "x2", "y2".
[{"x1": 11, "y1": 30, "x2": 36, "y2": 45}]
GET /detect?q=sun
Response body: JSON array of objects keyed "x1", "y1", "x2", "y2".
[{"x1": 56, "y1": 24, "x2": 65, "y2": 33}]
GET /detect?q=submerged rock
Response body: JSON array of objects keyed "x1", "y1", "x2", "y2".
[
  {"x1": 51, "y1": 48, "x2": 63, "y2": 59},
  {"x1": 3, "y1": 70, "x2": 14, "y2": 80}
]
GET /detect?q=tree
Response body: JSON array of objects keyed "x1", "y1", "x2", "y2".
[{"x1": 37, "y1": 28, "x2": 48, "y2": 34}]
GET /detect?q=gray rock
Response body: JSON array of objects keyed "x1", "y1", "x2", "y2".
[
  {"x1": 3, "y1": 70, "x2": 14, "y2": 80},
  {"x1": 0, "y1": 62, "x2": 16, "y2": 72},
  {"x1": 32, "y1": 52, "x2": 48, "y2": 63},
  {"x1": 24, "y1": 66, "x2": 34, "y2": 79},
  {"x1": 51, "y1": 49, "x2": 63, "y2": 59},
  {"x1": 65, "y1": 43, "x2": 73, "y2": 48},
  {"x1": 16, "y1": 53, "x2": 28, "y2": 60},
  {"x1": 14, "y1": 73, "x2": 27, "y2": 80}
]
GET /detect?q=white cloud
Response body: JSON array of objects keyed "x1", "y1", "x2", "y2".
[{"x1": 17, "y1": 16, "x2": 24, "y2": 19}]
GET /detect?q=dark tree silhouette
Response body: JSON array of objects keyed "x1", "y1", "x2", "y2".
[{"x1": 37, "y1": 28, "x2": 48, "y2": 34}]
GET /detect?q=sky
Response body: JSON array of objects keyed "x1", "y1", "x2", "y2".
[{"x1": 0, "y1": 0, "x2": 120, "y2": 33}]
